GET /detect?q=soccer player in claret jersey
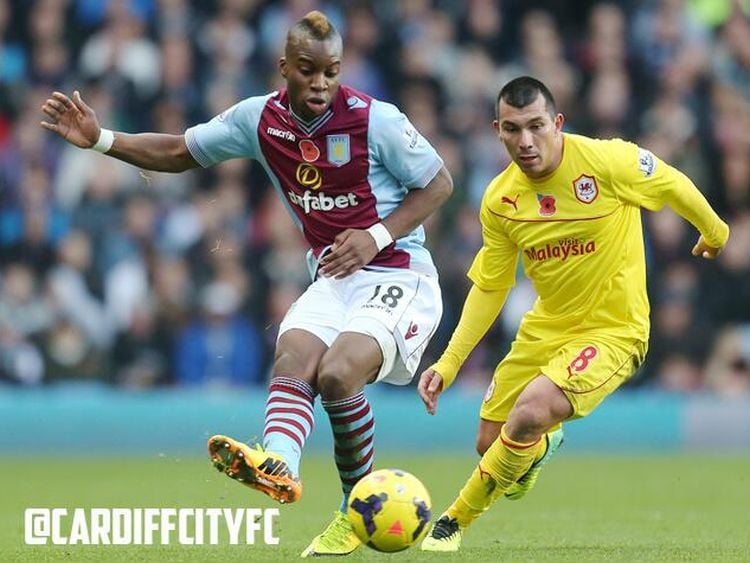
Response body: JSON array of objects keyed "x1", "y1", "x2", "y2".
[
  {"x1": 40, "y1": 11, "x2": 452, "y2": 557},
  {"x1": 418, "y1": 76, "x2": 729, "y2": 552}
]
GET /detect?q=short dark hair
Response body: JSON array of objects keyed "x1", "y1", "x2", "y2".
[{"x1": 497, "y1": 76, "x2": 557, "y2": 118}]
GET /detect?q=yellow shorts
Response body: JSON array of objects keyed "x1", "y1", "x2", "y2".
[{"x1": 480, "y1": 331, "x2": 646, "y2": 421}]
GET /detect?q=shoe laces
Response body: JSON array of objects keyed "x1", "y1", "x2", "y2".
[
  {"x1": 431, "y1": 515, "x2": 459, "y2": 539},
  {"x1": 319, "y1": 512, "x2": 353, "y2": 546}
]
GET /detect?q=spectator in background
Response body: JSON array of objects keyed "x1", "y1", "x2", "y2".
[
  {"x1": 0, "y1": 262, "x2": 49, "y2": 386},
  {"x1": 705, "y1": 324, "x2": 750, "y2": 396},
  {"x1": 0, "y1": 262, "x2": 54, "y2": 341},
  {"x1": 47, "y1": 229, "x2": 113, "y2": 349},
  {"x1": 112, "y1": 301, "x2": 171, "y2": 388},
  {"x1": 711, "y1": 7, "x2": 750, "y2": 96},
  {"x1": 174, "y1": 280, "x2": 264, "y2": 388},
  {"x1": 78, "y1": 0, "x2": 161, "y2": 117},
  {"x1": 43, "y1": 316, "x2": 108, "y2": 383}
]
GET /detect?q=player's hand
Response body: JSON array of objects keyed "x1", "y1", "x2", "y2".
[
  {"x1": 318, "y1": 228, "x2": 379, "y2": 279},
  {"x1": 417, "y1": 368, "x2": 444, "y2": 415},
  {"x1": 40, "y1": 91, "x2": 101, "y2": 148},
  {"x1": 691, "y1": 235, "x2": 723, "y2": 260}
]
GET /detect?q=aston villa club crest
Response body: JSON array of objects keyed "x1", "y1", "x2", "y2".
[
  {"x1": 537, "y1": 193, "x2": 556, "y2": 217},
  {"x1": 326, "y1": 134, "x2": 351, "y2": 167},
  {"x1": 573, "y1": 174, "x2": 599, "y2": 204}
]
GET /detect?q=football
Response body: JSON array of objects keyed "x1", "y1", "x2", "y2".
[{"x1": 346, "y1": 468, "x2": 432, "y2": 552}]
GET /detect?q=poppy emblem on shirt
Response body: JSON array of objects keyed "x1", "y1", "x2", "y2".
[
  {"x1": 326, "y1": 134, "x2": 351, "y2": 167},
  {"x1": 573, "y1": 174, "x2": 599, "y2": 204},
  {"x1": 299, "y1": 139, "x2": 320, "y2": 162},
  {"x1": 537, "y1": 193, "x2": 556, "y2": 216}
]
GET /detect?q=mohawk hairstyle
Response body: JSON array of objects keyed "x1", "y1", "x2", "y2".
[{"x1": 289, "y1": 10, "x2": 340, "y2": 41}]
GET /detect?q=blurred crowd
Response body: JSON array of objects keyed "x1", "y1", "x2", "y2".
[{"x1": 1, "y1": 0, "x2": 749, "y2": 395}]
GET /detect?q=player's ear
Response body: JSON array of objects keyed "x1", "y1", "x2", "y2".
[
  {"x1": 554, "y1": 113, "x2": 565, "y2": 133},
  {"x1": 279, "y1": 57, "x2": 288, "y2": 79},
  {"x1": 492, "y1": 119, "x2": 500, "y2": 133}
]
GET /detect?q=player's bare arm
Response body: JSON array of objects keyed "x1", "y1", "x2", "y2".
[
  {"x1": 40, "y1": 90, "x2": 199, "y2": 173},
  {"x1": 318, "y1": 165, "x2": 453, "y2": 278}
]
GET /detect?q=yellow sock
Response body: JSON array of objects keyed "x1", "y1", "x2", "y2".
[
  {"x1": 487, "y1": 430, "x2": 550, "y2": 503},
  {"x1": 446, "y1": 426, "x2": 544, "y2": 527},
  {"x1": 533, "y1": 432, "x2": 549, "y2": 463}
]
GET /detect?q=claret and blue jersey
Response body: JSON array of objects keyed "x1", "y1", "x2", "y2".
[{"x1": 185, "y1": 85, "x2": 444, "y2": 277}]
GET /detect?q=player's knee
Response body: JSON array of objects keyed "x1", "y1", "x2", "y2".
[
  {"x1": 316, "y1": 354, "x2": 356, "y2": 399},
  {"x1": 509, "y1": 401, "x2": 554, "y2": 436},
  {"x1": 273, "y1": 347, "x2": 317, "y2": 382}
]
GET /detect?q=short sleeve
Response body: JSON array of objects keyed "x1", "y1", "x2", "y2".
[
  {"x1": 607, "y1": 138, "x2": 684, "y2": 211},
  {"x1": 184, "y1": 94, "x2": 270, "y2": 167},
  {"x1": 467, "y1": 201, "x2": 519, "y2": 290},
  {"x1": 368, "y1": 99, "x2": 443, "y2": 188}
]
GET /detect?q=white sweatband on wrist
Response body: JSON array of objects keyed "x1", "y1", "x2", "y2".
[
  {"x1": 366, "y1": 222, "x2": 393, "y2": 252},
  {"x1": 91, "y1": 128, "x2": 114, "y2": 153}
]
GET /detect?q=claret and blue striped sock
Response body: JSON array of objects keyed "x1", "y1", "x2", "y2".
[
  {"x1": 263, "y1": 376, "x2": 316, "y2": 478},
  {"x1": 322, "y1": 391, "x2": 375, "y2": 512}
]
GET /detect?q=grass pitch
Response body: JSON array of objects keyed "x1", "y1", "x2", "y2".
[{"x1": 3, "y1": 454, "x2": 749, "y2": 561}]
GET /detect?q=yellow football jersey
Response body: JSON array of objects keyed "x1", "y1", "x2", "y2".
[{"x1": 468, "y1": 133, "x2": 729, "y2": 342}]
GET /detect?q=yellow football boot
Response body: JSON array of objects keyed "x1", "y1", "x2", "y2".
[
  {"x1": 300, "y1": 511, "x2": 361, "y2": 557},
  {"x1": 420, "y1": 515, "x2": 462, "y2": 552}
]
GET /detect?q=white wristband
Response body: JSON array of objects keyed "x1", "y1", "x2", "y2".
[
  {"x1": 366, "y1": 222, "x2": 393, "y2": 252},
  {"x1": 91, "y1": 128, "x2": 114, "y2": 153}
]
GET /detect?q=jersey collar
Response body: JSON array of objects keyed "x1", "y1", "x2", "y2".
[{"x1": 289, "y1": 105, "x2": 334, "y2": 137}]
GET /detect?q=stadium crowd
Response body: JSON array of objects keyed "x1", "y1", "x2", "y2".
[{"x1": 1, "y1": 0, "x2": 749, "y2": 394}]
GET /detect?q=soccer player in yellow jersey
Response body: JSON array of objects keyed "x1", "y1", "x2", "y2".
[{"x1": 419, "y1": 76, "x2": 729, "y2": 551}]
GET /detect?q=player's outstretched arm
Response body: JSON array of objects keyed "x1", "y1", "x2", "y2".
[
  {"x1": 664, "y1": 172, "x2": 729, "y2": 259},
  {"x1": 40, "y1": 90, "x2": 199, "y2": 173},
  {"x1": 417, "y1": 284, "x2": 510, "y2": 415},
  {"x1": 640, "y1": 163, "x2": 730, "y2": 258},
  {"x1": 318, "y1": 166, "x2": 453, "y2": 278}
]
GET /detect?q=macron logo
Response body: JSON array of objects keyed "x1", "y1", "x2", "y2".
[
  {"x1": 267, "y1": 127, "x2": 296, "y2": 142},
  {"x1": 288, "y1": 190, "x2": 359, "y2": 214}
]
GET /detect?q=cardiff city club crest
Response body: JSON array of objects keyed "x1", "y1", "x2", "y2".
[
  {"x1": 326, "y1": 134, "x2": 351, "y2": 167},
  {"x1": 573, "y1": 174, "x2": 599, "y2": 204}
]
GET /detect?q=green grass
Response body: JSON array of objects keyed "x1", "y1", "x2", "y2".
[{"x1": 3, "y1": 455, "x2": 749, "y2": 561}]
